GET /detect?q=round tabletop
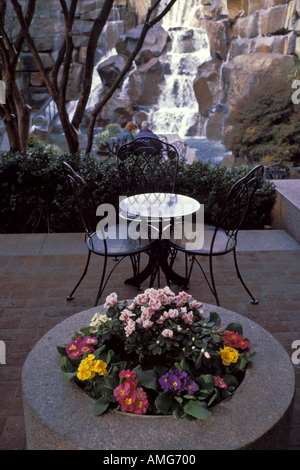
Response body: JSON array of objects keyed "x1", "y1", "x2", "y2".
[{"x1": 120, "y1": 192, "x2": 201, "y2": 220}]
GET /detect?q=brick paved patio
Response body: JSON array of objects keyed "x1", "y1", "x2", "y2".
[{"x1": 0, "y1": 241, "x2": 300, "y2": 450}]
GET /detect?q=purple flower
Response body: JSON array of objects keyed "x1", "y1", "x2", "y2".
[{"x1": 159, "y1": 369, "x2": 198, "y2": 395}]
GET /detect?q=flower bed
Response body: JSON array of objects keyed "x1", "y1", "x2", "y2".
[
  {"x1": 22, "y1": 301, "x2": 295, "y2": 450},
  {"x1": 57, "y1": 288, "x2": 256, "y2": 420}
]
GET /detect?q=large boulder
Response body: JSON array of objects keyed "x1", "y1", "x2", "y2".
[
  {"x1": 193, "y1": 58, "x2": 223, "y2": 115},
  {"x1": 223, "y1": 53, "x2": 295, "y2": 112},
  {"x1": 206, "y1": 20, "x2": 232, "y2": 61},
  {"x1": 116, "y1": 24, "x2": 169, "y2": 58},
  {"x1": 95, "y1": 90, "x2": 134, "y2": 127},
  {"x1": 128, "y1": 57, "x2": 165, "y2": 106},
  {"x1": 97, "y1": 54, "x2": 129, "y2": 88},
  {"x1": 58, "y1": 64, "x2": 84, "y2": 101}
]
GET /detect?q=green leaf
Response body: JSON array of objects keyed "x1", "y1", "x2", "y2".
[
  {"x1": 153, "y1": 365, "x2": 168, "y2": 378},
  {"x1": 155, "y1": 392, "x2": 177, "y2": 415},
  {"x1": 183, "y1": 400, "x2": 212, "y2": 419},
  {"x1": 93, "y1": 397, "x2": 110, "y2": 416},
  {"x1": 225, "y1": 322, "x2": 243, "y2": 336},
  {"x1": 57, "y1": 345, "x2": 68, "y2": 357},
  {"x1": 171, "y1": 403, "x2": 185, "y2": 419},
  {"x1": 62, "y1": 371, "x2": 78, "y2": 383},
  {"x1": 80, "y1": 326, "x2": 91, "y2": 336},
  {"x1": 136, "y1": 369, "x2": 158, "y2": 390},
  {"x1": 104, "y1": 375, "x2": 119, "y2": 390},
  {"x1": 208, "y1": 311, "x2": 221, "y2": 327}
]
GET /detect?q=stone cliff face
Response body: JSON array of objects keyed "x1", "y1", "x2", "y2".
[
  {"x1": 9, "y1": 0, "x2": 300, "y2": 139},
  {"x1": 193, "y1": 0, "x2": 299, "y2": 139}
]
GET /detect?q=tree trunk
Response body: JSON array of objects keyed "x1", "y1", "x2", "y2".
[{"x1": 85, "y1": 0, "x2": 178, "y2": 155}]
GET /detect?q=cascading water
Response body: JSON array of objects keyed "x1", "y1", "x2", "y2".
[{"x1": 148, "y1": 0, "x2": 211, "y2": 138}]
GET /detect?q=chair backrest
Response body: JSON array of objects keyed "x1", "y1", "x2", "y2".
[
  {"x1": 215, "y1": 165, "x2": 264, "y2": 237},
  {"x1": 63, "y1": 162, "x2": 104, "y2": 244},
  {"x1": 116, "y1": 137, "x2": 179, "y2": 195}
]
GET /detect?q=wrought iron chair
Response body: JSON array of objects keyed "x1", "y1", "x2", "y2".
[
  {"x1": 116, "y1": 137, "x2": 180, "y2": 287},
  {"x1": 168, "y1": 165, "x2": 265, "y2": 306},
  {"x1": 117, "y1": 137, "x2": 179, "y2": 195},
  {"x1": 157, "y1": 134, "x2": 168, "y2": 143},
  {"x1": 265, "y1": 162, "x2": 290, "y2": 180},
  {"x1": 63, "y1": 162, "x2": 155, "y2": 306},
  {"x1": 171, "y1": 140, "x2": 188, "y2": 161}
]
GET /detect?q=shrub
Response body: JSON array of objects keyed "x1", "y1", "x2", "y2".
[
  {"x1": 0, "y1": 150, "x2": 276, "y2": 233},
  {"x1": 223, "y1": 78, "x2": 300, "y2": 166},
  {"x1": 95, "y1": 123, "x2": 122, "y2": 148}
]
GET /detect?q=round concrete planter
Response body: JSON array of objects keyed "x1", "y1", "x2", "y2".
[{"x1": 22, "y1": 303, "x2": 295, "y2": 450}]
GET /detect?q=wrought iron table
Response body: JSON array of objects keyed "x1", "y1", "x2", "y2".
[{"x1": 119, "y1": 192, "x2": 201, "y2": 288}]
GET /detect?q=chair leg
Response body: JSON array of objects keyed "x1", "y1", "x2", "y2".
[
  {"x1": 233, "y1": 248, "x2": 258, "y2": 304},
  {"x1": 130, "y1": 254, "x2": 143, "y2": 290},
  {"x1": 208, "y1": 255, "x2": 220, "y2": 307},
  {"x1": 94, "y1": 255, "x2": 108, "y2": 307},
  {"x1": 67, "y1": 251, "x2": 91, "y2": 301}
]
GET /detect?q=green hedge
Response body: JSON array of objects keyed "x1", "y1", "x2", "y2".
[{"x1": 0, "y1": 150, "x2": 277, "y2": 233}]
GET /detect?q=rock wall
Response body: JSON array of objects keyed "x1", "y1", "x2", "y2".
[
  {"x1": 10, "y1": 0, "x2": 150, "y2": 108},
  {"x1": 9, "y1": 0, "x2": 300, "y2": 138},
  {"x1": 194, "y1": 0, "x2": 299, "y2": 140}
]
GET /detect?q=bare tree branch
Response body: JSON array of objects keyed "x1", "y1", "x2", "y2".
[
  {"x1": 71, "y1": 0, "x2": 114, "y2": 130},
  {"x1": 85, "y1": 0, "x2": 178, "y2": 154},
  {"x1": 10, "y1": 0, "x2": 59, "y2": 101}
]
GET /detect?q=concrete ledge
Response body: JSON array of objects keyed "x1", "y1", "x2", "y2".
[
  {"x1": 271, "y1": 180, "x2": 300, "y2": 245},
  {"x1": 22, "y1": 304, "x2": 295, "y2": 450}
]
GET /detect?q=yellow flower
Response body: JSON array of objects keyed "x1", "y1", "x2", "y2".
[
  {"x1": 77, "y1": 363, "x2": 92, "y2": 381},
  {"x1": 92, "y1": 359, "x2": 107, "y2": 376},
  {"x1": 77, "y1": 355, "x2": 107, "y2": 381},
  {"x1": 218, "y1": 346, "x2": 239, "y2": 366}
]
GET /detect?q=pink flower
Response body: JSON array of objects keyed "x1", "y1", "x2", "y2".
[
  {"x1": 143, "y1": 319, "x2": 154, "y2": 329},
  {"x1": 214, "y1": 376, "x2": 227, "y2": 389},
  {"x1": 78, "y1": 344, "x2": 95, "y2": 355},
  {"x1": 159, "y1": 293, "x2": 171, "y2": 305},
  {"x1": 83, "y1": 336, "x2": 98, "y2": 346},
  {"x1": 136, "y1": 306, "x2": 154, "y2": 324},
  {"x1": 104, "y1": 292, "x2": 118, "y2": 307},
  {"x1": 168, "y1": 309, "x2": 179, "y2": 319},
  {"x1": 175, "y1": 291, "x2": 192, "y2": 306},
  {"x1": 127, "y1": 303, "x2": 136, "y2": 310},
  {"x1": 149, "y1": 297, "x2": 161, "y2": 311},
  {"x1": 119, "y1": 309, "x2": 136, "y2": 321},
  {"x1": 124, "y1": 318, "x2": 136, "y2": 337},
  {"x1": 163, "y1": 286, "x2": 174, "y2": 296},
  {"x1": 119, "y1": 391, "x2": 139, "y2": 412},
  {"x1": 66, "y1": 340, "x2": 80, "y2": 359},
  {"x1": 189, "y1": 299, "x2": 202, "y2": 309},
  {"x1": 114, "y1": 381, "x2": 132, "y2": 400},
  {"x1": 221, "y1": 330, "x2": 250, "y2": 350},
  {"x1": 134, "y1": 293, "x2": 149, "y2": 305},
  {"x1": 120, "y1": 370, "x2": 136, "y2": 381},
  {"x1": 133, "y1": 389, "x2": 149, "y2": 414},
  {"x1": 182, "y1": 312, "x2": 194, "y2": 325},
  {"x1": 162, "y1": 329, "x2": 173, "y2": 338}
]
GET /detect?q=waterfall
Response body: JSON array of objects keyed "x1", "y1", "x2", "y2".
[{"x1": 148, "y1": 0, "x2": 210, "y2": 138}]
